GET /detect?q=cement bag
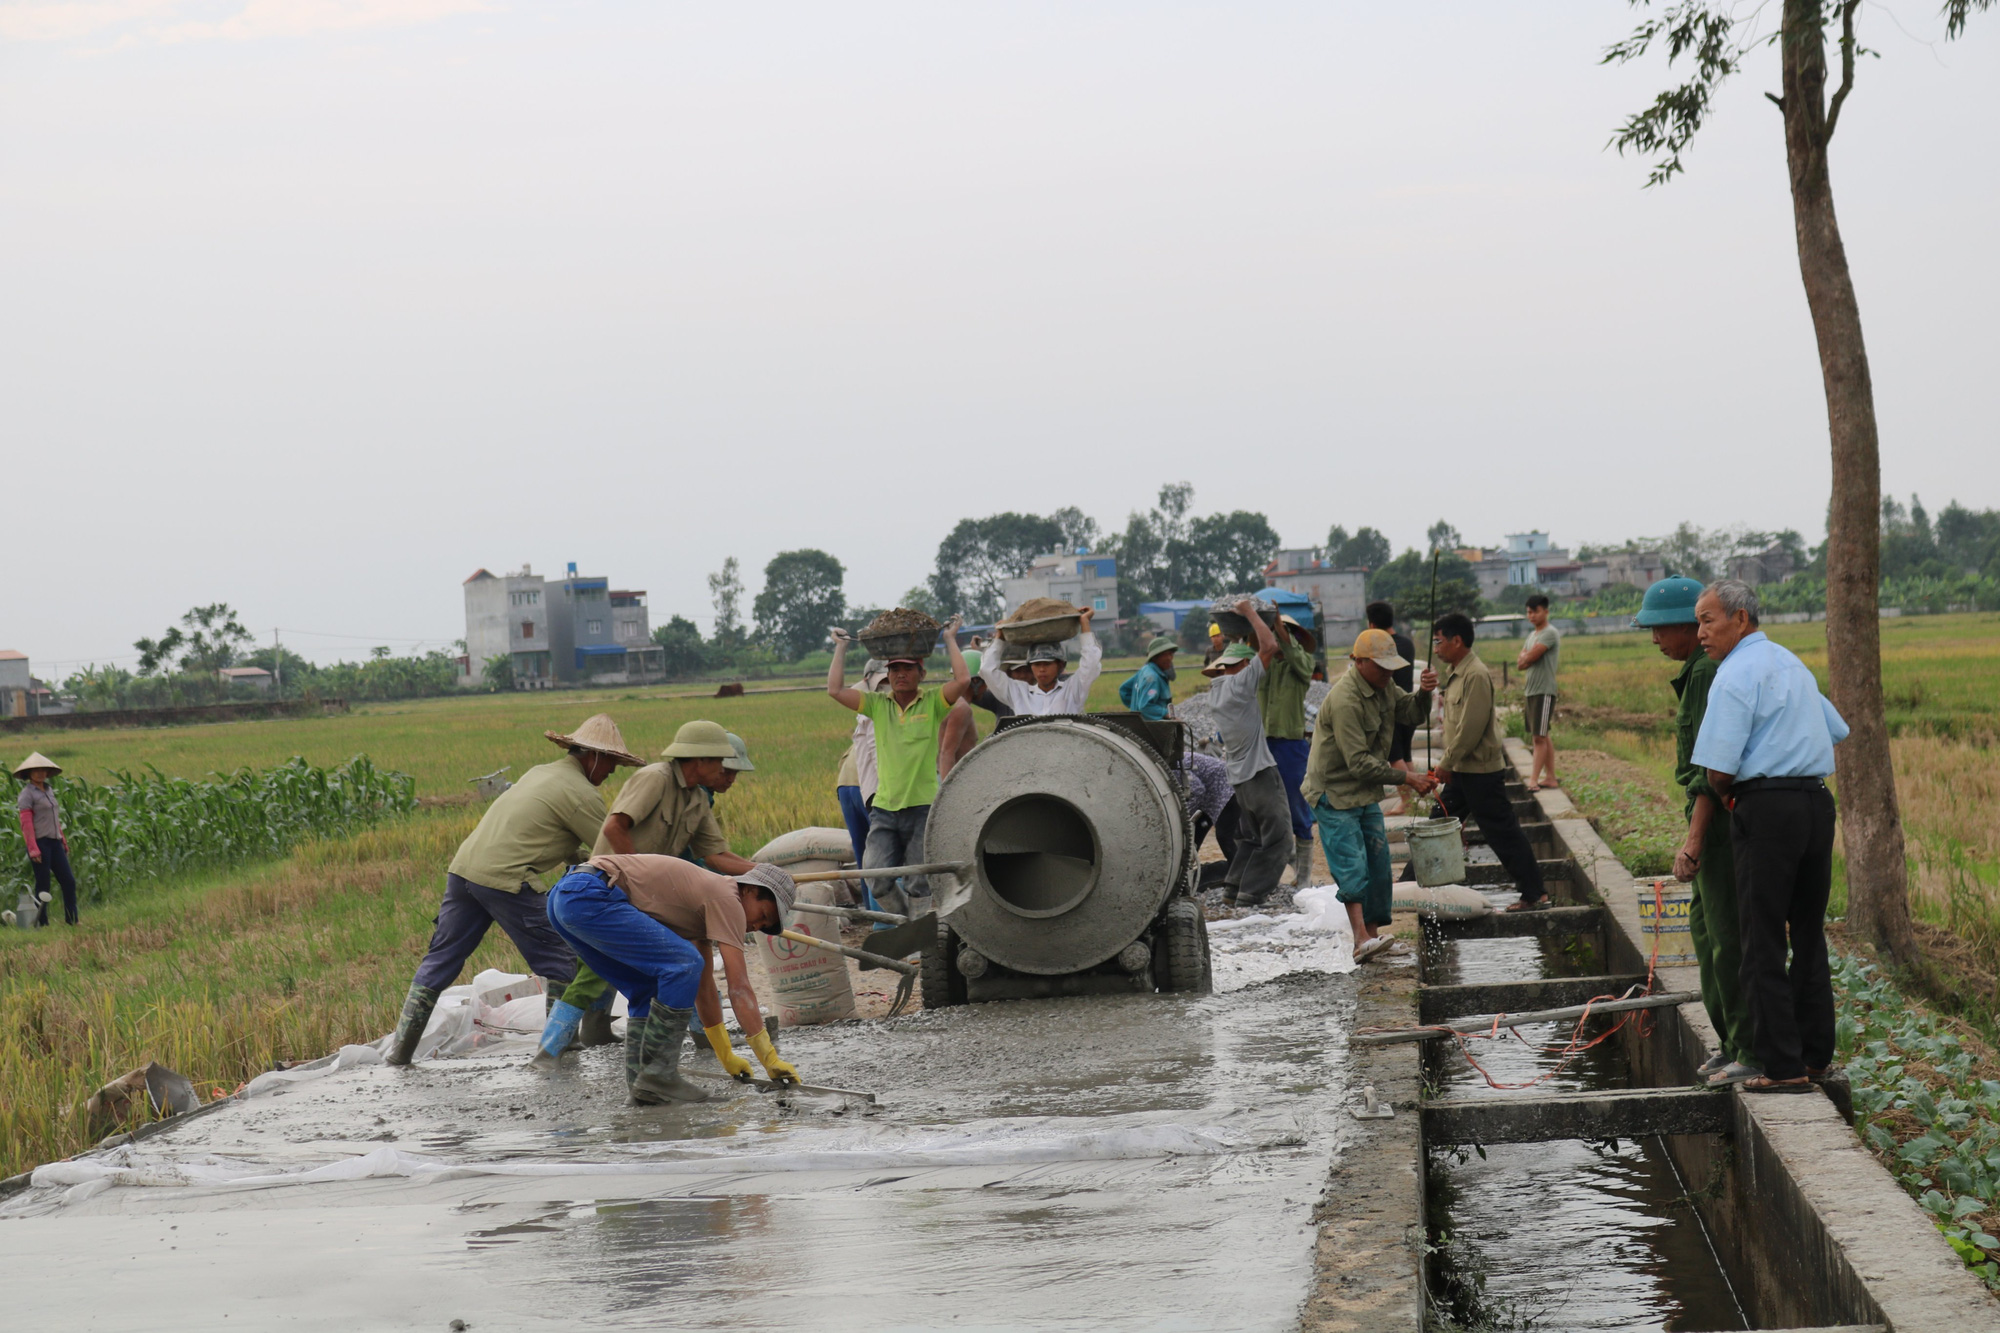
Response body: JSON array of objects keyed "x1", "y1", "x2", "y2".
[
  {"x1": 759, "y1": 864, "x2": 857, "y2": 1026},
  {"x1": 1391, "y1": 884, "x2": 1490, "y2": 918},
  {"x1": 754, "y1": 827, "x2": 861, "y2": 905}
]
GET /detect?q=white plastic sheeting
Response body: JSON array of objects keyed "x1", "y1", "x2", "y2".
[{"x1": 1206, "y1": 885, "x2": 1361, "y2": 993}]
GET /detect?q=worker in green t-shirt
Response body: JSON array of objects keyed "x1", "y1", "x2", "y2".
[{"x1": 826, "y1": 615, "x2": 971, "y2": 915}]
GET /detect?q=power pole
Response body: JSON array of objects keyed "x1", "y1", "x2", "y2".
[{"x1": 274, "y1": 627, "x2": 283, "y2": 697}]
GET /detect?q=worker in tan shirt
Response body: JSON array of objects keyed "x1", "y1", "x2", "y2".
[
  {"x1": 533, "y1": 719, "x2": 759, "y2": 1066},
  {"x1": 547, "y1": 853, "x2": 801, "y2": 1105},
  {"x1": 1430, "y1": 613, "x2": 1547, "y2": 910}
]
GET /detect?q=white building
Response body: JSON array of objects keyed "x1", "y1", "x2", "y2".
[
  {"x1": 1603, "y1": 550, "x2": 1667, "y2": 589},
  {"x1": 217, "y1": 666, "x2": 273, "y2": 695},
  {"x1": 463, "y1": 565, "x2": 555, "y2": 689},
  {"x1": 1262, "y1": 549, "x2": 1368, "y2": 621},
  {"x1": 1000, "y1": 552, "x2": 1121, "y2": 621}
]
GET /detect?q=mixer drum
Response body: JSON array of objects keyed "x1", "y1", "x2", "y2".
[{"x1": 925, "y1": 717, "x2": 1190, "y2": 976}]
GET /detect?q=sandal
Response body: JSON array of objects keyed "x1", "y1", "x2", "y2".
[
  {"x1": 1354, "y1": 936, "x2": 1395, "y2": 964},
  {"x1": 1504, "y1": 897, "x2": 1549, "y2": 913},
  {"x1": 1742, "y1": 1075, "x2": 1814, "y2": 1094},
  {"x1": 1704, "y1": 1062, "x2": 1763, "y2": 1088},
  {"x1": 1696, "y1": 1053, "x2": 1729, "y2": 1079}
]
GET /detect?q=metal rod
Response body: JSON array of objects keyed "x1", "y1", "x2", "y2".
[
  {"x1": 788, "y1": 862, "x2": 971, "y2": 884},
  {"x1": 1353, "y1": 990, "x2": 1700, "y2": 1046},
  {"x1": 683, "y1": 1069, "x2": 877, "y2": 1102},
  {"x1": 789, "y1": 901, "x2": 908, "y2": 925},
  {"x1": 778, "y1": 928, "x2": 920, "y2": 977},
  {"x1": 1426, "y1": 544, "x2": 1440, "y2": 775}
]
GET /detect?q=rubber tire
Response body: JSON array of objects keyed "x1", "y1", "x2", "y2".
[
  {"x1": 1158, "y1": 898, "x2": 1211, "y2": 994},
  {"x1": 921, "y1": 918, "x2": 968, "y2": 1009}
]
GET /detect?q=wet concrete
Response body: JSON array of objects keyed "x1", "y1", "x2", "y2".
[{"x1": 3, "y1": 928, "x2": 1380, "y2": 1330}]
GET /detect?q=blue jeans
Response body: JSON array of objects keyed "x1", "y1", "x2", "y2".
[
  {"x1": 836, "y1": 785, "x2": 870, "y2": 868},
  {"x1": 1314, "y1": 799, "x2": 1392, "y2": 929},
  {"x1": 412, "y1": 873, "x2": 578, "y2": 992},
  {"x1": 546, "y1": 867, "x2": 705, "y2": 1020},
  {"x1": 864, "y1": 804, "x2": 930, "y2": 916},
  {"x1": 1268, "y1": 738, "x2": 1313, "y2": 839}
]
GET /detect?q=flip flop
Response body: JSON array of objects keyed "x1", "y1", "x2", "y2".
[
  {"x1": 1704, "y1": 1062, "x2": 1763, "y2": 1088},
  {"x1": 1504, "y1": 897, "x2": 1549, "y2": 913},
  {"x1": 1354, "y1": 936, "x2": 1395, "y2": 964},
  {"x1": 1742, "y1": 1075, "x2": 1815, "y2": 1094},
  {"x1": 1696, "y1": 1053, "x2": 1729, "y2": 1078}
]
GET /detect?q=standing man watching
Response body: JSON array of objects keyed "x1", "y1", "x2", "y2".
[
  {"x1": 1691, "y1": 579, "x2": 1849, "y2": 1095},
  {"x1": 1430, "y1": 614, "x2": 1547, "y2": 911},
  {"x1": 1519, "y1": 594, "x2": 1561, "y2": 790},
  {"x1": 1260, "y1": 615, "x2": 1319, "y2": 889},
  {"x1": 1202, "y1": 599, "x2": 1292, "y2": 910},
  {"x1": 14, "y1": 753, "x2": 78, "y2": 926},
  {"x1": 1636, "y1": 577, "x2": 1757, "y2": 1086},
  {"x1": 1303, "y1": 631, "x2": 1438, "y2": 962},
  {"x1": 829, "y1": 616, "x2": 972, "y2": 915},
  {"x1": 388, "y1": 714, "x2": 641, "y2": 1066},
  {"x1": 979, "y1": 608, "x2": 1102, "y2": 716},
  {"x1": 1119, "y1": 635, "x2": 1180, "y2": 721}
]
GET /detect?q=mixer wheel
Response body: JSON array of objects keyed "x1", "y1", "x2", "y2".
[
  {"x1": 921, "y1": 918, "x2": 968, "y2": 1009},
  {"x1": 1158, "y1": 898, "x2": 1211, "y2": 994}
]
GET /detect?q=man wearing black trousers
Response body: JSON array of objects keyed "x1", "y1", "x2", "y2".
[
  {"x1": 1691, "y1": 579, "x2": 1849, "y2": 1095},
  {"x1": 1429, "y1": 614, "x2": 1547, "y2": 911}
]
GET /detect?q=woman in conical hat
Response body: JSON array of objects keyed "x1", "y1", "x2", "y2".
[
  {"x1": 383, "y1": 714, "x2": 643, "y2": 1066},
  {"x1": 14, "y1": 752, "x2": 78, "y2": 927}
]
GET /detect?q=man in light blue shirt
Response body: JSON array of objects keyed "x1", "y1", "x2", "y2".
[{"x1": 1691, "y1": 580, "x2": 1848, "y2": 1095}]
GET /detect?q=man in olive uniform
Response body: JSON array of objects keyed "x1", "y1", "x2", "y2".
[
  {"x1": 387, "y1": 714, "x2": 642, "y2": 1066},
  {"x1": 529, "y1": 719, "x2": 759, "y2": 1068},
  {"x1": 1430, "y1": 614, "x2": 1546, "y2": 911},
  {"x1": 1638, "y1": 576, "x2": 1756, "y2": 1085}
]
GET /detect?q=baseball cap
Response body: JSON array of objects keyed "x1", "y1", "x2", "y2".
[{"x1": 1350, "y1": 628, "x2": 1409, "y2": 670}]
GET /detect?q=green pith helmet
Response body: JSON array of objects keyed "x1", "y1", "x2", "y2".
[
  {"x1": 1144, "y1": 636, "x2": 1178, "y2": 661},
  {"x1": 662, "y1": 719, "x2": 734, "y2": 759},
  {"x1": 963, "y1": 650, "x2": 983, "y2": 676},
  {"x1": 723, "y1": 732, "x2": 755, "y2": 772},
  {"x1": 1633, "y1": 576, "x2": 1706, "y2": 627}
]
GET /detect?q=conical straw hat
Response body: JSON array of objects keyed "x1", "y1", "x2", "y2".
[
  {"x1": 12, "y1": 752, "x2": 61, "y2": 778},
  {"x1": 543, "y1": 714, "x2": 642, "y2": 766}
]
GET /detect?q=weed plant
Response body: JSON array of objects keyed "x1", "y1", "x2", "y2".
[{"x1": 0, "y1": 757, "x2": 414, "y2": 907}]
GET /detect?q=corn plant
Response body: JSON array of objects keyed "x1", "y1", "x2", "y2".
[{"x1": 0, "y1": 755, "x2": 416, "y2": 904}]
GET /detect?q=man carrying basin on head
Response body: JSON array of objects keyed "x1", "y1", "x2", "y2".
[
  {"x1": 828, "y1": 615, "x2": 972, "y2": 916},
  {"x1": 546, "y1": 855, "x2": 801, "y2": 1105},
  {"x1": 1260, "y1": 614, "x2": 1320, "y2": 892},
  {"x1": 530, "y1": 719, "x2": 761, "y2": 1069},
  {"x1": 386, "y1": 714, "x2": 642, "y2": 1066},
  {"x1": 1636, "y1": 576, "x2": 1757, "y2": 1088},
  {"x1": 1203, "y1": 598, "x2": 1293, "y2": 911},
  {"x1": 1429, "y1": 615, "x2": 1547, "y2": 912},
  {"x1": 1303, "y1": 630, "x2": 1438, "y2": 963},
  {"x1": 1119, "y1": 635, "x2": 1180, "y2": 722},
  {"x1": 978, "y1": 607, "x2": 1102, "y2": 716}
]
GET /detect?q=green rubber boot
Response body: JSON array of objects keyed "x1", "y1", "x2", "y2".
[
  {"x1": 384, "y1": 982, "x2": 440, "y2": 1067},
  {"x1": 578, "y1": 1008, "x2": 617, "y2": 1047},
  {"x1": 628, "y1": 1006, "x2": 711, "y2": 1106},
  {"x1": 622, "y1": 1017, "x2": 645, "y2": 1090}
]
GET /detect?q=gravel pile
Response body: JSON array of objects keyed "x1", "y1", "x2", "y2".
[{"x1": 865, "y1": 607, "x2": 940, "y2": 638}]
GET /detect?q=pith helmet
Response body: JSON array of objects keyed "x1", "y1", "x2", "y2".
[
  {"x1": 723, "y1": 732, "x2": 755, "y2": 773},
  {"x1": 663, "y1": 719, "x2": 735, "y2": 759},
  {"x1": 1144, "y1": 636, "x2": 1178, "y2": 660},
  {"x1": 543, "y1": 715, "x2": 643, "y2": 766},
  {"x1": 12, "y1": 751, "x2": 61, "y2": 779},
  {"x1": 1633, "y1": 576, "x2": 1707, "y2": 627}
]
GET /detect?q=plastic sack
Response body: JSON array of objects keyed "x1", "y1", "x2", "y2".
[
  {"x1": 1390, "y1": 884, "x2": 1490, "y2": 918},
  {"x1": 753, "y1": 828, "x2": 858, "y2": 867},
  {"x1": 760, "y1": 862, "x2": 857, "y2": 1026}
]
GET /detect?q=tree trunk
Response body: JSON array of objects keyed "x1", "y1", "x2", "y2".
[{"x1": 1779, "y1": 0, "x2": 1916, "y2": 965}]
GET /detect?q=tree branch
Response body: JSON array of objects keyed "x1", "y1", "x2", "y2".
[{"x1": 1824, "y1": 0, "x2": 1859, "y2": 141}]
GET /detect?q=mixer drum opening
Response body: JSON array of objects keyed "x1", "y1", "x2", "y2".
[{"x1": 978, "y1": 794, "x2": 1098, "y2": 917}]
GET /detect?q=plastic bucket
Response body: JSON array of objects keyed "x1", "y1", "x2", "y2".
[
  {"x1": 1637, "y1": 878, "x2": 1698, "y2": 966},
  {"x1": 1407, "y1": 817, "x2": 1465, "y2": 887}
]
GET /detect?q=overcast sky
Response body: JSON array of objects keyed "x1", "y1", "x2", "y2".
[{"x1": 4, "y1": 1, "x2": 1995, "y2": 671}]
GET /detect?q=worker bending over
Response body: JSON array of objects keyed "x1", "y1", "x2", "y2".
[
  {"x1": 388, "y1": 714, "x2": 640, "y2": 1066},
  {"x1": 547, "y1": 854, "x2": 800, "y2": 1104},
  {"x1": 529, "y1": 719, "x2": 759, "y2": 1068},
  {"x1": 978, "y1": 607, "x2": 1102, "y2": 715}
]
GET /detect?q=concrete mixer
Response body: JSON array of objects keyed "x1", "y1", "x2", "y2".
[{"x1": 920, "y1": 713, "x2": 1212, "y2": 1006}]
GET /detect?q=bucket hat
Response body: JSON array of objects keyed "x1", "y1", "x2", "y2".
[
  {"x1": 1349, "y1": 629, "x2": 1409, "y2": 671},
  {"x1": 1633, "y1": 576, "x2": 1707, "y2": 627},
  {"x1": 12, "y1": 752, "x2": 61, "y2": 779},
  {"x1": 1202, "y1": 642, "x2": 1257, "y2": 676},
  {"x1": 1144, "y1": 636, "x2": 1178, "y2": 660},
  {"x1": 734, "y1": 863, "x2": 797, "y2": 933},
  {"x1": 663, "y1": 719, "x2": 735, "y2": 759},
  {"x1": 723, "y1": 732, "x2": 755, "y2": 773},
  {"x1": 543, "y1": 715, "x2": 643, "y2": 766}
]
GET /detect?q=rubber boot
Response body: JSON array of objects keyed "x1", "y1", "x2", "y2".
[
  {"x1": 527, "y1": 999, "x2": 585, "y2": 1072},
  {"x1": 384, "y1": 982, "x2": 440, "y2": 1067},
  {"x1": 1290, "y1": 837, "x2": 1316, "y2": 889},
  {"x1": 628, "y1": 1006, "x2": 711, "y2": 1106},
  {"x1": 578, "y1": 1008, "x2": 617, "y2": 1047},
  {"x1": 622, "y1": 1013, "x2": 646, "y2": 1090}
]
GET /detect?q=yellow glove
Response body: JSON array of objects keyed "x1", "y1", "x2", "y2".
[
  {"x1": 749, "y1": 1029, "x2": 799, "y2": 1084},
  {"x1": 705, "y1": 1024, "x2": 753, "y2": 1079}
]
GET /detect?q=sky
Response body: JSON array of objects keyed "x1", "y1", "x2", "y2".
[{"x1": 4, "y1": 0, "x2": 1996, "y2": 672}]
